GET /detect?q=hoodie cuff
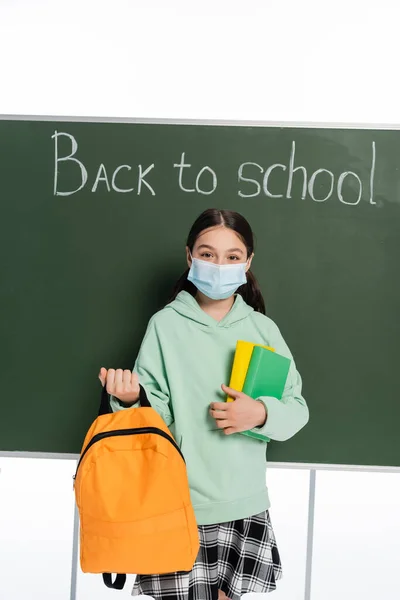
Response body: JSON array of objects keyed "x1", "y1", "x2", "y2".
[
  {"x1": 249, "y1": 398, "x2": 272, "y2": 441},
  {"x1": 109, "y1": 395, "x2": 140, "y2": 412}
]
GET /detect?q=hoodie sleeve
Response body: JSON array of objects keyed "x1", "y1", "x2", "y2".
[
  {"x1": 250, "y1": 320, "x2": 309, "y2": 442},
  {"x1": 109, "y1": 316, "x2": 173, "y2": 427}
]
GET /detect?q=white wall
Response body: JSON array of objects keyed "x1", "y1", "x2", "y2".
[
  {"x1": 1, "y1": 0, "x2": 400, "y2": 124},
  {"x1": 1, "y1": 459, "x2": 399, "y2": 600},
  {"x1": 1, "y1": 2, "x2": 400, "y2": 600}
]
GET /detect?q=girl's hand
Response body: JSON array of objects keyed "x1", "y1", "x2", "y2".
[
  {"x1": 98, "y1": 367, "x2": 140, "y2": 404},
  {"x1": 209, "y1": 384, "x2": 267, "y2": 435}
]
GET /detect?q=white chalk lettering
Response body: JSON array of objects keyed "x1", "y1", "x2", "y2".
[
  {"x1": 138, "y1": 164, "x2": 156, "y2": 195},
  {"x1": 111, "y1": 165, "x2": 134, "y2": 193},
  {"x1": 238, "y1": 162, "x2": 263, "y2": 198},
  {"x1": 263, "y1": 164, "x2": 286, "y2": 198},
  {"x1": 337, "y1": 172, "x2": 362, "y2": 205},
  {"x1": 308, "y1": 169, "x2": 334, "y2": 202},
  {"x1": 51, "y1": 132, "x2": 379, "y2": 209},
  {"x1": 286, "y1": 141, "x2": 307, "y2": 199},
  {"x1": 174, "y1": 152, "x2": 195, "y2": 192},
  {"x1": 195, "y1": 166, "x2": 217, "y2": 195},
  {"x1": 370, "y1": 141, "x2": 376, "y2": 205},
  {"x1": 52, "y1": 131, "x2": 88, "y2": 196},
  {"x1": 91, "y1": 164, "x2": 111, "y2": 193}
]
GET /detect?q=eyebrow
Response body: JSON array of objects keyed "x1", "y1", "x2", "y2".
[{"x1": 197, "y1": 244, "x2": 244, "y2": 254}]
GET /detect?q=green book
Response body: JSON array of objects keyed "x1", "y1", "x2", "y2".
[{"x1": 241, "y1": 345, "x2": 291, "y2": 442}]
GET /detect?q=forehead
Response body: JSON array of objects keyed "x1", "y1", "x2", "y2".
[{"x1": 194, "y1": 225, "x2": 246, "y2": 251}]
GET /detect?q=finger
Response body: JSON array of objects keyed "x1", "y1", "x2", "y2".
[
  {"x1": 224, "y1": 427, "x2": 237, "y2": 436},
  {"x1": 216, "y1": 418, "x2": 232, "y2": 430},
  {"x1": 212, "y1": 416, "x2": 229, "y2": 429},
  {"x1": 131, "y1": 372, "x2": 140, "y2": 389},
  {"x1": 98, "y1": 367, "x2": 107, "y2": 386},
  {"x1": 210, "y1": 402, "x2": 228, "y2": 411},
  {"x1": 221, "y1": 384, "x2": 242, "y2": 399},
  {"x1": 123, "y1": 370, "x2": 132, "y2": 389},
  {"x1": 115, "y1": 369, "x2": 124, "y2": 394},
  {"x1": 210, "y1": 409, "x2": 228, "y2": 420},
  {"x1": 106, "y1": 369, "x2": 115, "y2": 394}
]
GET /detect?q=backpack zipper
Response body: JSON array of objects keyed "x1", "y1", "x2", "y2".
[{"x1": 74, "y1": 427, "x2": 184, "y2": 479}]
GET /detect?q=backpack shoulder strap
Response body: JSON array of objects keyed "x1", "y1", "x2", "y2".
[{"x1": 103, "y1": 573, "x2": 126, "y2": 589}]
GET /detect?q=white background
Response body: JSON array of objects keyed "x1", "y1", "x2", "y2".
[
  {"x1": 1, "y1": 1, "x2": 400, "y2": 599},
  {"x1": 1, "y1": 0, "x2": 400, "y2": 124}
]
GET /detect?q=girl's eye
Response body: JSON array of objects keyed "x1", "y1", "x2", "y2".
[
  {"x1": 228, "y1": 255, "x2": 240, "y2": 261},
  {"x1": 201, "y1": 252, "x2": 213, "y2": 259}
]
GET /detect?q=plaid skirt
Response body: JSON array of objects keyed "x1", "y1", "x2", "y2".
[{"x1": 132, "y1": 510, "x2": 282, "y2": 600}]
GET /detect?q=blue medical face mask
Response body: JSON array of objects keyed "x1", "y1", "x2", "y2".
[{"x1": 187, "y1": 255, "x2": 248, "y2": 300}]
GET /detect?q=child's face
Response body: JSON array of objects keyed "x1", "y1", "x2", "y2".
[{"x1": 187, "y1": 226, "x2": 253, "y2": 270}]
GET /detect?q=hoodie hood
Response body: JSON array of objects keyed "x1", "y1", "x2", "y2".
[{"x1": 166, "y1": 290, "x2": 254, "y2": 328}]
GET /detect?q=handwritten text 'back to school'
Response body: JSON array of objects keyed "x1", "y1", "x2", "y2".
[{"x1": 52, "y1": 132, "x2": 377, "y2": 207}]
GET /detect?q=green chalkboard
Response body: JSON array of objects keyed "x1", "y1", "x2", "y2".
[{"x1": 1, "y1": 118, "x2": 399, "y2": 467}]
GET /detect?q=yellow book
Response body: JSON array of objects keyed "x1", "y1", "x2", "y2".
[{"x1": 226, "y1": 340, "x2": 275, "y2": 402}]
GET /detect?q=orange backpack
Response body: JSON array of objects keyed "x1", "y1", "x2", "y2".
[{"x1": 74, "y1": 386, "x2": 199, "y2": 590}]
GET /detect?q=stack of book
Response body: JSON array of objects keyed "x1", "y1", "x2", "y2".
[{"x1": 226, "y1": 340, "x2": 291, "y2": 441}]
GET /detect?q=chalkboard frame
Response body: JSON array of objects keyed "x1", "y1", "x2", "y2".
[{"x1": 1, "y1": 114, "x2": 400, "y2": 472}]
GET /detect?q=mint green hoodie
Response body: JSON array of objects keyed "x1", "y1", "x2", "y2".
[{"x1": 111, "y1": 291, "x2": 309, "y2": 526}]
